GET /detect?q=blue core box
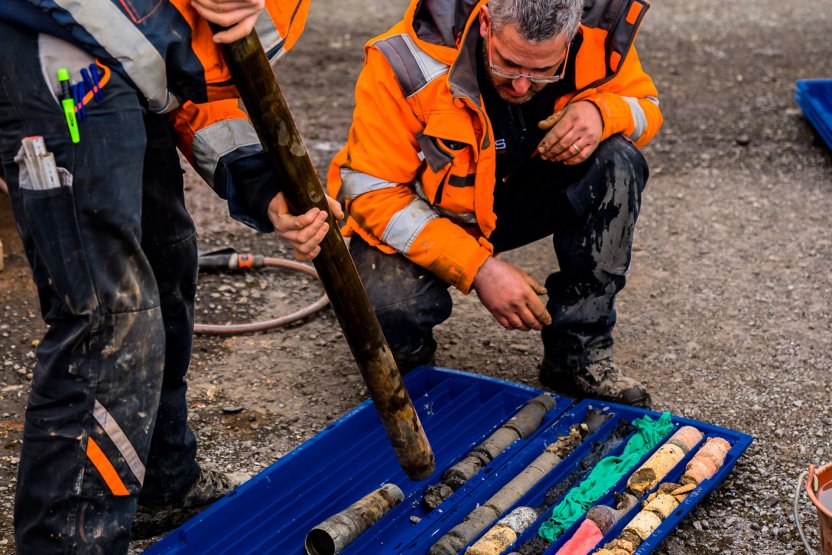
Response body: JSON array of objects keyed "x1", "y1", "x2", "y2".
[{"x1": 146, "y1": 366, "x2": 752, "y2": 554}]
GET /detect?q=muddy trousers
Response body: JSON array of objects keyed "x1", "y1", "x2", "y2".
[
  {"x1": 0, "y1": 24, "x2": 199, "y2": 554},
  {"x1": 350, "y1": 135, "x2": 648, "y2": 371}
]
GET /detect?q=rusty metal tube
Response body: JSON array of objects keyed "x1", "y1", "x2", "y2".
[
  {"x1": 213, "y1": 29, "x2": 434, "y2": 480},
  {"x1": 305, "y1": 484, "x2": 404, "y2": 555}
]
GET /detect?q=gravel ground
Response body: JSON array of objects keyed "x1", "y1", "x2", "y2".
[{"x1": 1, "y1": 0, "x2": 831, "y2": 553}]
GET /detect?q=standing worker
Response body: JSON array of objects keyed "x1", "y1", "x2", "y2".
[
  {"x1": 328, "y1": 0, "x2": 662, "y2": 407},
  {"x1": 0, "y1": 0, "x2": 341, "y2": 552}
]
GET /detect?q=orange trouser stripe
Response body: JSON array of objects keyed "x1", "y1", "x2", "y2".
[{"x1": 86, "y1": 437, "x2": 130, "y2": 496}]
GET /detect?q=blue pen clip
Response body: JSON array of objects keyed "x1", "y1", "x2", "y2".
[
  {"x1": 71, "y1": 81, "x2": 86, "y2": 120},
  {"x1": 81, "y1": 64, "x2": 104, "y2": 102}
]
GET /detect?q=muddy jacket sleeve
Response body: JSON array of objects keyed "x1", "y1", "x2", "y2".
[
  {"x1": 328, "y1": 48, "x2": 492, "y2": 293},
  {"x1": 170, "y1": 99, "x2": 279, "y2": 232}
]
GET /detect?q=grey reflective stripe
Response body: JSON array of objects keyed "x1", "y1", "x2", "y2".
[
  {"x1": 623, "y1": 96, "x2": 648, "y2": 140},
  {"x1": 255, "y1": 10, "x2": 283, "y2": 58},
  {"x1": 434, "y1": 206, "x2": 478, "y2": 225},
  {"x1": 340, "y1": 168, "x2": 400, "y2": 201},
  {"x1": 382, "y1": 198, "x2": 438, "y2": 253},
  {"x1": 192, "y1": 119, "x2": 261, "y2": 187},
  {"x1": 52, "y1": 0, "x2": 172, "y2": 113},
  {"x1": 375, "y1": 34, "x2": 448, "y2": 97},
  {"x1": 413, "y1": 179, "x2": 474, "y2": 223},
  {"x1": 93, "y1": 400, "x2": 145, "y2": 484}
]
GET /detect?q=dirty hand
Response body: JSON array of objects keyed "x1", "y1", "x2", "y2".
[
  {"x1": 268, "y1": 192, "x2": 344, "y2": 261},
  {"x1": 191, "y1": 0, "x2": 265, "y2": 43},
  {"x1": 472, "y1": 257, "x2": 552, "y2": 331},
  {"x1": 536, "y1": 100, "x2": 603, "y2": 165}
]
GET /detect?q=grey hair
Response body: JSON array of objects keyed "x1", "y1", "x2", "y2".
[{"x1": 488, "y1": 0, "x2": 584, "y2": 43}]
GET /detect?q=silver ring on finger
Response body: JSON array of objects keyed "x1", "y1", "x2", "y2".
[{"x1": 570, "y1": 143, "x2": 581, "y2": 155}]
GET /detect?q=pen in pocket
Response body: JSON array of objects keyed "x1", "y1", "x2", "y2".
[{"x1": 57, "y1": 68, "x2": 80, "y2": 144}]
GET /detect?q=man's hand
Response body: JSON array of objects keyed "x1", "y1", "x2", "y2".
[
  {"x1": 191, "y1": 0, "x2": 265, "y2": 43},
  {"x1": 472, "y1": 257, "x2": 552, "y2": 331},
  {"x1": 536, "y1": 100, "x2": 603, "y2": 165},
  {"x1": 268, "y1": 192, "x2": 344, "y2": 261}
]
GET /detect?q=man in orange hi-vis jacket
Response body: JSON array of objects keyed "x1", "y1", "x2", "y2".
[
  {"x1": 0, "y1": 0, "x2": 340, "y2": 552},
  {"x1": 329, "y1": 0, "x2": 662, "y2": 408}
]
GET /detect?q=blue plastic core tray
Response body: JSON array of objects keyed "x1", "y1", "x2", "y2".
[
  {"x1": 796, "y1": 79, "x2": 832, "y2": 151},
  {"x1": 146, "y1": 366, "x2": 752, "y2": 554}
]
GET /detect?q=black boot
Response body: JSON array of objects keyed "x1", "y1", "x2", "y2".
[{"x1": 539, "y1": 356, "x2": 652, "y2": 408}]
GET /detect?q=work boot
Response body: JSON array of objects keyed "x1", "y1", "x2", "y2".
[
  {"x1": 132, "y1": 466, "x2": 247, "y2": 539},
  {"x1": 393, "y1": 335, "x2": 438, "y2": 375},
  {"x1": 538, "y1": 357, "x2": 652, "y2": 408}
]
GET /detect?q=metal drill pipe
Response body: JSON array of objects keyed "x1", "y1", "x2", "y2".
[{"x1": 214, "y1": 29, "x2": 434, "y2": 480}]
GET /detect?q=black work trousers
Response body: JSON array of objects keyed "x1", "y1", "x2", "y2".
[
  {"x1": 350, "y1": 135, "x2": 648, "y2": 371},
  {"x1": 0, "y1": 23, "x2": 199, "y2": 553}
]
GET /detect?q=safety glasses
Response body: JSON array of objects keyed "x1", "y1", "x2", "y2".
[{"x1": 486, "y1": 28, "x2": 570, "y2": 84}]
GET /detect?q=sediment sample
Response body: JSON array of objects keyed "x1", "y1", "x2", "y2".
[
  {"x1": 465, "y1": 506, "x2": 538, "y2": 555},
  {"x1": 424, "y1": 394, "x2": 557, "y2": 510},
  {"x1": 626, "y1": 425, "x2": 703, "y2": 496},
  {"x1": 593, "y1": 436, "x2": 733, "y2": 555}
]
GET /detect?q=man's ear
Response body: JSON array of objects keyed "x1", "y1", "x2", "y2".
[{"x1": 478, "y1": 5, "x2": 490, "y2": 38}]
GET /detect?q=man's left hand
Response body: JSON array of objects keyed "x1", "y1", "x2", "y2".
[{"x1": 536, "y1": 101, "x2": 603, "y2": 165}]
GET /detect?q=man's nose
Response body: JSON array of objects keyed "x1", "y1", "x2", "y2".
[{"x1": 511, "y1": 76, "x2": 532, "y2": 94}]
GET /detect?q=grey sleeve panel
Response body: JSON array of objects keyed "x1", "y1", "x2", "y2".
[
  {"x1": 416, "y1": 131, "x2": 453, "y2": 173},
  {"x1": 375, "y1": 34, "x2": 449, "y2": 98}
]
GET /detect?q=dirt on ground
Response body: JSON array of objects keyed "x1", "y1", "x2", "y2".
[{"x1": 1, "y1": 0, "x2": 831, "y2": 553}]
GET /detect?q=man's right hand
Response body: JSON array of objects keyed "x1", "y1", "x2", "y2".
[
  {"x1": 268, "y1": 192, "x2": 344, "y2": 261},
  {"x1": 472, "y1": 257, "x2": 552, "y2": 331}
]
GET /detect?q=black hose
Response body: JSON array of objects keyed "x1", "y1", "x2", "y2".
[{"x1": 194, "y1": 252, "x2": 328, "y2": 335}]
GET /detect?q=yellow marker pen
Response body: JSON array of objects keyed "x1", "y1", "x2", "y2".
[{"x1": 56, "y1": 68, "x2": 80, "y2": 143}]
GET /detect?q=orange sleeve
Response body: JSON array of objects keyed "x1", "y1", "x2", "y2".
[
  {"x1": 581, "y1": 47, "x2": 663, "y2": 147},
  {"x1": 328, "y1": 47, "x2": 491, "y2": 293},
  {"x1": 168, "y1": 99, "x2": 250, "y2": 165}
]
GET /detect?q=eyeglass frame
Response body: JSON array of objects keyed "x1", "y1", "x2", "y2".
[{"x1": 486, "y1": 27, "x2": 571, "y2": 84}]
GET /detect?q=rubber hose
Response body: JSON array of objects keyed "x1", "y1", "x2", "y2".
[{"x1": 194, "y1": 255, "x2": 328, "y2": 335}]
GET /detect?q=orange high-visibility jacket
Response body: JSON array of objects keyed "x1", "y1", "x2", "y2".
[
  {"x1": 164, "y1": 0, "x2": 310, "y2": 218},
  {"x1": 328, "y1": 0, "x2": 662, "y2": 293}
]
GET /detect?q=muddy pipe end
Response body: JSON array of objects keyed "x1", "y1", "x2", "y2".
[
  {"x1": 305, "y1": 529, "x2": 337, "y2": 555},
  {"x1": 404, "y1": 457, "x2": 436, "y2": 481}
]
